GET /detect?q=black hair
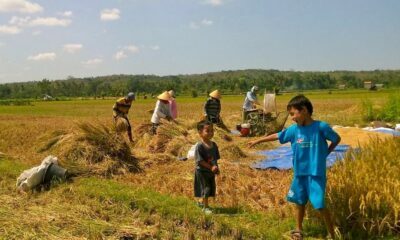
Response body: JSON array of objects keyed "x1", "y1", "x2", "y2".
[
  {"x1": 287, "y1": 95, "x2": 313, "y2": 115},
  {"x1": 197, "y1": 120, "x2": 212, "y2": 131}
]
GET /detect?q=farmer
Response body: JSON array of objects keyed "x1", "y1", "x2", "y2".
[
  {"x1": 113, "y1": 92, "x2": 136, "y2": 142},
  {"x1": 242, "y1": 86, "x2": 260, "y2": 122},
  {"x1": 204, "y1": 90, "x2": 230, "y2": 132},
  {"x1": 194, "y1": 120, "x2": 220, "y2": 214},
  {"x1": 151, "y1": 91, "x2": 174, "y2": 135},
  {"x1": 248, "y1": 95, "x2": 341, "y2": 239},
  {"x1": 168, "y1": 89, "x2": 178, "y2": 120}
]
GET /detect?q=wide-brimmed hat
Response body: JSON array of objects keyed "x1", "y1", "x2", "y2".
[
  {"x1": 168, "y1": 90, "x2": 175, "y2": 98},
  {"x1": 209, "y1": 90, "x2": 221, "y2": 99},
  {"x1": 157, "y1": 91, "x2": 171, "y2": 101}
]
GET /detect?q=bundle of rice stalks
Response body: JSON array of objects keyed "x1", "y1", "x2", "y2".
[
  {"x1": 220, "y1": 144, "x2": 247, "y2": 160},
  {"x1": 214, "y1": 128, "x2": 233, "y2": 142},
  {"x1": 134, "y1": 123, "x2": 153, "y2": 137},
  {"x1": 114, "y1": 117, "x2": 129, "y2": 133},
  {"x1": 164, "y1": 136, "x2": 190, "y2": 156},
  {"x1": 326, "y1": 137, "x2": 400, "y2": 238},
  {"x1": 148, "y1": 120, "x2": 189, "y2": 154},
  {"x1": 141, "y1": 153, "x2": 176, "y2": 168},
  {"x1": 41, "y1": 122, "x2": 140, "y2": 177}
]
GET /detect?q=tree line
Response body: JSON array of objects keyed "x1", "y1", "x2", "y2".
[{"x1": 0, "y1": 69, "x2": 399, "y2": 99}]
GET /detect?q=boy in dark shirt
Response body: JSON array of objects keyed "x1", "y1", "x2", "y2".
[{"x1": 194, "y1": 120, "x2": 220, "y2": 214}]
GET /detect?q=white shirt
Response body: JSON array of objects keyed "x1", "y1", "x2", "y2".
[{"x1": 151, "y1": 100, "x2": 172, "y2": 124}]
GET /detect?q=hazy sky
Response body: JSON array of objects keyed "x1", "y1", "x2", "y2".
[{"x1": 1, "y1": 0, "x2": 400, "y2": 83}]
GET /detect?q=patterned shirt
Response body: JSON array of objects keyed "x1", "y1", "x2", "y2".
[{"x1": 113, "y1": 97, "x2": 132, "y2": 117}]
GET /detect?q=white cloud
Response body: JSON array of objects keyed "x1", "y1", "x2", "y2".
[
  {"x1": 203, "y1": 0, "x2": 223, "y2": 6},
  {"x1": 82, "y1": 58, "x2": 103, "y2": 65},
  {"x1": 100, "y1": 8, "x2": 120, "y2": 21},
  {"x1": 150, "y1": 45, "x2": 160, "y2": 51},
  {"x1": 0, "y1": 25, "x2": 22, "y2": 34},
  {"x1": 189, "y1": 22, "x2": 199, "y2": 29},
  {"x1": 9, "y1": 16, "x2": 71, "y2": 27},
  {"x1": 29, "y1": 17, "x2": 71, "y2": 27},
  {"x1": 27, "y1": 52, "x2": 56, "y2": 61},
  {"x1": 125, "y1": 45, "x2": 139, "y2": 53},
  {"x1": 0, "y1": 0, "x2": 43, "y2": 13},
  {"x1": 114, "y1": 51, "x2": 127, "y2": 60},
  {"x1": 201, "y1": 19, "x2": 213, "y2": 26},
  {"x1": 9, "y1": 16, "x2": 30, "y2": 26},
  {"x1": 63, "y1": 44, "x2": 83, "y2": 53},
  {"x1": 60, "y1": 11, "x2": 72, "y2": 17},
  {"x1": 190, "y1": 19, "x2": 213, "y2": 29},
  {"x1": 0, "y1": 42, "x2": 4, "y2": 47}
]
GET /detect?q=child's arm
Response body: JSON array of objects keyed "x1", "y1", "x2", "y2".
[
  {"x1": 248, "y1": 133, "x2": 279, "y2": 148},
  {"x1": 198, "y1": 160, "x2": 218, "y2": 172},
  {"x1": 328, "y1": 135, "x2": 341, "y2": 154}
]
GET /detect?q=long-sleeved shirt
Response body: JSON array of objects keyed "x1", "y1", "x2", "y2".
[
  {"x1": 204, "y1": 98, "x2": 221, "y2": 119},
  {"x1": 242, "y1": 91, "x2": 257, "y2": 111},
  {"x1": 113, "y1": 97, "x2": 132, "y2": 117},
  {"x1": 151, "y1": 100, "x2": 172, "y2": 124},
  {"x1": 169, "y1": 98, "x2": 178, "y2": 119}
]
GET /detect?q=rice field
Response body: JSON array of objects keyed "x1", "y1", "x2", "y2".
[{"x1": 0, "y1": 89, "x2": 399, "y2": 239}]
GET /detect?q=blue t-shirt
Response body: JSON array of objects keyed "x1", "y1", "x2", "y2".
[{"x1": 277, "y1": 121, "x2": 339, "y2": 177}]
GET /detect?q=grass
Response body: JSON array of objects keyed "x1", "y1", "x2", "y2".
[
  {"x1": 0, "y1": 88, "x2": 399, "y2": 239},
  {"x1": 0, "y1": 158, "x2": 308, "y2": 239}
]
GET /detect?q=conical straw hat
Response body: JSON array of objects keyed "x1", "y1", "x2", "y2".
[
  {"x1": 157, "y1": 91, "x2": 171, "y2": 101},
  {"x1": 209, "y1": 90, "x2": 221, "y2": 99}
]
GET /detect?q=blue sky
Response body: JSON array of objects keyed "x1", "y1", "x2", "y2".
[{"x1": 0, "y1": 0, "x2": 399, "y2": 83}]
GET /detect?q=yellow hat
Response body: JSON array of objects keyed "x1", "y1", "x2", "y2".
[
  {"x1": 157, "y1": 91, "x2": 171, "y2": 101},
  {"x1": 209, "y1": 90, "x2": 221, "y2": 99}
]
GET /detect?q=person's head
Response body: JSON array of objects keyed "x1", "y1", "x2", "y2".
[
  {"x1": 168, "y1": 90, "x2": 175, "y2": 98},
  {"x1": 126, "y1": 92, "x2": 136, "y2": 102},
  {"x1": 157, "y1": 91, "x2": 171, "y2": 103},
  {"x1": 209, "y1": 90, "x2": 221, "y2": 100},
  {"x1": 197, "y1": 120, "x2": 214, "y2": 141},
  {"x1": 287, "y1": 95, "x2": 313, "y2": 125},
  {"x1": 251, "y1": 86, "x2": 258, "y2": 93}
]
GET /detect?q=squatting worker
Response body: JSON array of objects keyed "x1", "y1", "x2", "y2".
[{"x1": 113, "y1": 92, "x2": 135, "y2": 142}]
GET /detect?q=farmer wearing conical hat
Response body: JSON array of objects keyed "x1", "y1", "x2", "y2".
[
  {"x1": 242, "y1": 85, "x2": 260, "y2": 122},
  {"x1": 168, "y1": 89, "x2": 178, "y2": 120},
  {"x1": 204, "y1": 90, "x2": 230, "y2": 132},
  {"x1": 113, "y1": 92, "x2": 136, "y2": 142},
  {"x1": 151, "y1": 91, "x2": 174, "y2": 135}
]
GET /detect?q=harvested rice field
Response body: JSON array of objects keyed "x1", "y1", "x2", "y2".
[{"x1": 0, "y1": 89, "x2": 399, "y2": 239}]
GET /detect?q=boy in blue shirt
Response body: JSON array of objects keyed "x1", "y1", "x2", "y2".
[{"x1": 248, "y1": 95, "x2": 340, "y2": 239}]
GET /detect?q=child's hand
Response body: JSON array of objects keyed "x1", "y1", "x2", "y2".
[
  {"x1": 211, "y1": 165, "x2": 219, "y2": 174},
  {"x1": 247, "y1": 141, "x2": 257, "y2": 148}
]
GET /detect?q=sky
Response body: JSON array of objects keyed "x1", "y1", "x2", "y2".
[{"x1": 0, "y1": 0, "x2": 400, "y2": 83}]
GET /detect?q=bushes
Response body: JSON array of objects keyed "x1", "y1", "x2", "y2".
[
  {"x1": 362, "y1": 94, "x2": 400, "y2": 122},
  {"x1": 327, "y1": 137, "x2": 400, "y2": 238}
]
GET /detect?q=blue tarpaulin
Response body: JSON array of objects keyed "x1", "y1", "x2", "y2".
[{"x1": 251, "y1": 144, "x2": 352, "y2": 170}]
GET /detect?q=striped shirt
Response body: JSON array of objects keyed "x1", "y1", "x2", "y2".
[{"x1": 204, "y1": 98, "x2": 221, "y2": 119}]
